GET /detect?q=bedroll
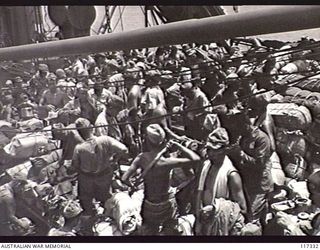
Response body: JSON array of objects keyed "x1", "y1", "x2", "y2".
[{"x1": 267, "y1": 103, "x2": 312, "y2": 131}]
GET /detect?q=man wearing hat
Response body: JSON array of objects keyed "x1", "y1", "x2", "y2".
[
  {"x1": 87, "y1": 77, "x2": 114, "y2": 113},
  {"x1": 56, "y1": 68, "x2": 76, "y2": 101},
  {"x1": 12, "y1": 76, "x2": 29, "y2": 106},
  {"x1": 122, "y1": 124, "x2": 200, "y2": 235},
  {"x1": 70, "y1": 118, "x2": 128, "y2": 216},
  {"x1": 195, "y1": 127, "x2": 247, "y2": 235},
  {"x1": 39, "y1": 73, "x2": 68, "y2": 111},
  {"x1": 140, "y1": 70, "x2": 187, "y2": 144},
  {"x1": 233, "y1": 114, "x2": 273, "y2": 227},
  {"x1": 75, "y1": 69, "x2": 94, "y2": 88},
  {"x1": 179, "y1": 78, "x2": 212, "y2": 140},
  {"x1": 29, "y1": 64, "x2": 50, "y2": 102}
]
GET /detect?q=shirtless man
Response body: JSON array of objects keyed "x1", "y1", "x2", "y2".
[
  {"x1": 195, "y1": 127, "x2": 247, "y2": 235},
  {"x1": 121, "y1": 124, "x2": 200, "y2": 235}
]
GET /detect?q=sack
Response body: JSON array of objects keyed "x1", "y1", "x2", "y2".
[
  {"x1": 281, "y1": 60, "x2": 308, "y2": 74},
  {"x1": 267, "y1": 103, "x2": 312, "y2": 130},
  {"x1": 284, "y1": 87, "x2": 302, "y2": 97},
  {"x1": 17, "y1": 118, "x2": 43, "y2": 132},
  {"x1": 292, "y1": 90, "x2": 312, "y2": 100},
  {"x1": 177, "y1": 214, "x2": 195, "y2": 236},
  {"x1": 3, "y1": 133, "x2": 58, "y2": 159},
  {"x1": 5, "y1": 161, "x2": 32, "y2": 181},
  {"x1": 283, "y1": 155, "x2": 307, "y2": 181},
  {"x1": 104, "y1": 192, "x2": 142, "y2": 235},
  {"x1": 296, "y1": 78, "x2": 320, "y2": 92},
  {"x1": 92, "y1": 220, "x2": 123, "y2": 236},
  {"x1": 301, "y1": 100, "x2": 320, "y2": 118},
  {"x1": 275, "y1": 129, "x2": 307, "y2": 157},
  {"x1": 307, "y1": 121, "x2": 320, "y2": 146}
]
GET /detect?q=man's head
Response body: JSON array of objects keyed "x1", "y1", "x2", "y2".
[
  {"x1": 19, "y1": 92, "x2": 29, "y2": 103},
  {"x1": 241, "y1": 113, "x2": 254, "y2": 135},
  {"x1": 180, "y1": 81, "x2": 195, "y2": 99},
  {"x1": 75, "y1": 82, "x2": 89, "y2": 102},
  {"x1": 5, "y1": 80, "x2": 13, "y2": 88},
  {"x1": 14, "y1": 76, "x2": 24, "y2": 86},
  {"x1": 204, "y1": 127, "x2": 229, "y2": 162},
  {"x1": 2, "y1": 94, "x2": 14, "y2": 105},
  {"x1": 94, "y1": 53, "x2": 106, "y2": 65},
  {"x1": 93, "y1": 77, "x2": 105, "y2": 96},
  {"x1": 145, "y1": 70, "x2": 161, "y2": 87},
  {"x1": 307, "y1": 170, "x2": 320, "y2": 207},
  {"x1": 47, "y1": 73, "x2": 57, "y2": 91},
  {"x1": 124, "y1": 65, "x2": 141, "y2": 81},
  {"x1": 75, "y1": 118, "x2": 93, "y2": 140},
  {"x1": 145, "y1": 124, "x2": 166, "y2": 148},
  {"x1": 38, "y1": 64, "x2": 49, "y2": 77},
  {"x1": 55, "y1": 69, "x2": 67, "y2": 80}
]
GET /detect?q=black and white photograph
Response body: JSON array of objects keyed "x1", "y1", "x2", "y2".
[{"x1": 0, "y1": 5, "x2": 319, "y2": 239}]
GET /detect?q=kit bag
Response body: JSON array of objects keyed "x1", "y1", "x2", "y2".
[
  {"x1": 296, "y1": 78, "x2": 320, "y2": 92},
  {"x1": 3, "y1": 133, "x2": 58, "y2": 159},
  {"x1": 307, "y1": 121, "x2": 320, "y2": 146},
  {"x1": 267, "y1": 103, "x2": 312, "y2": 131},
  {"x1": 275, "y1": 128, "x2": 307, "y2": 157}
]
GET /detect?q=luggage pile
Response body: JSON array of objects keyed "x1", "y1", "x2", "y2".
[{"x1": 267, "y1": 73, "x2": 320, "y2": 183}]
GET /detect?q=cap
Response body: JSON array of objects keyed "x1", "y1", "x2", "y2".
[
  {"x1": 55, "y1": 69, "x2": 66, "y2": 79},
  {"x1": 95, "y1": 52, "x2": 106, "y2": 58},
  {"x1": 226, "y1": 73, "x2": 238, "y2": 79},
  {"x1": 75, "y1": 118, "x2": 92, "y2": 129},
  {"x1": 5, "y1": 80, "x2": 13, "y2": 86},
  {"x1": 146, "y1": 124, "x2": 166, "y2": 145},
  {"x1": 47, "y1": 73, "x2": 57, "y2": 80},
  {"x1": 14, "y1": 76, "x2": 23, "y2": 83},
  {"x1": 38, "y1": 64, "x2": 49, "y2": 72},
  {"x1": 205, "y1": 127, "x2": 229, "y2": 150},
  {"x1": 209, "y1": 43, "x2": 218, "y2": 49}
]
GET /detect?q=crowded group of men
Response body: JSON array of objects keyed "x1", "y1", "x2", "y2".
[{"x1": 1, "y1": 37, "x2": 320, "y2": 236}]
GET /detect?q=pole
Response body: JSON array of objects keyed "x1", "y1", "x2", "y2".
[{"x1": 0, "y1": 6, "x2": 319, "y2": 61}]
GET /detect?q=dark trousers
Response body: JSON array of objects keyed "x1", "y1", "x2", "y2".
[{"x1": 78, "y1": 171, "x2": 113, "y2": 215}]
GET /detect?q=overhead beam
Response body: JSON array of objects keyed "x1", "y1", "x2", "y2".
[{"x1": 0, "y1": 5, "x2": 320, "y2": 61}]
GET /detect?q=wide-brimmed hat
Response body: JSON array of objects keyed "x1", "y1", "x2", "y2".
[{"x1": 205, "y1": 127, "x2": 229, "y2": 150}]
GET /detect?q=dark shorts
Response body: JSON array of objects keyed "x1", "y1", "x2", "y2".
[
  {"x1": 78, "y1": 171, "x2": 113, "y2": 214},
  {"x1": 141, "y1": 197, "x2": 177, "y2": 227}
]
